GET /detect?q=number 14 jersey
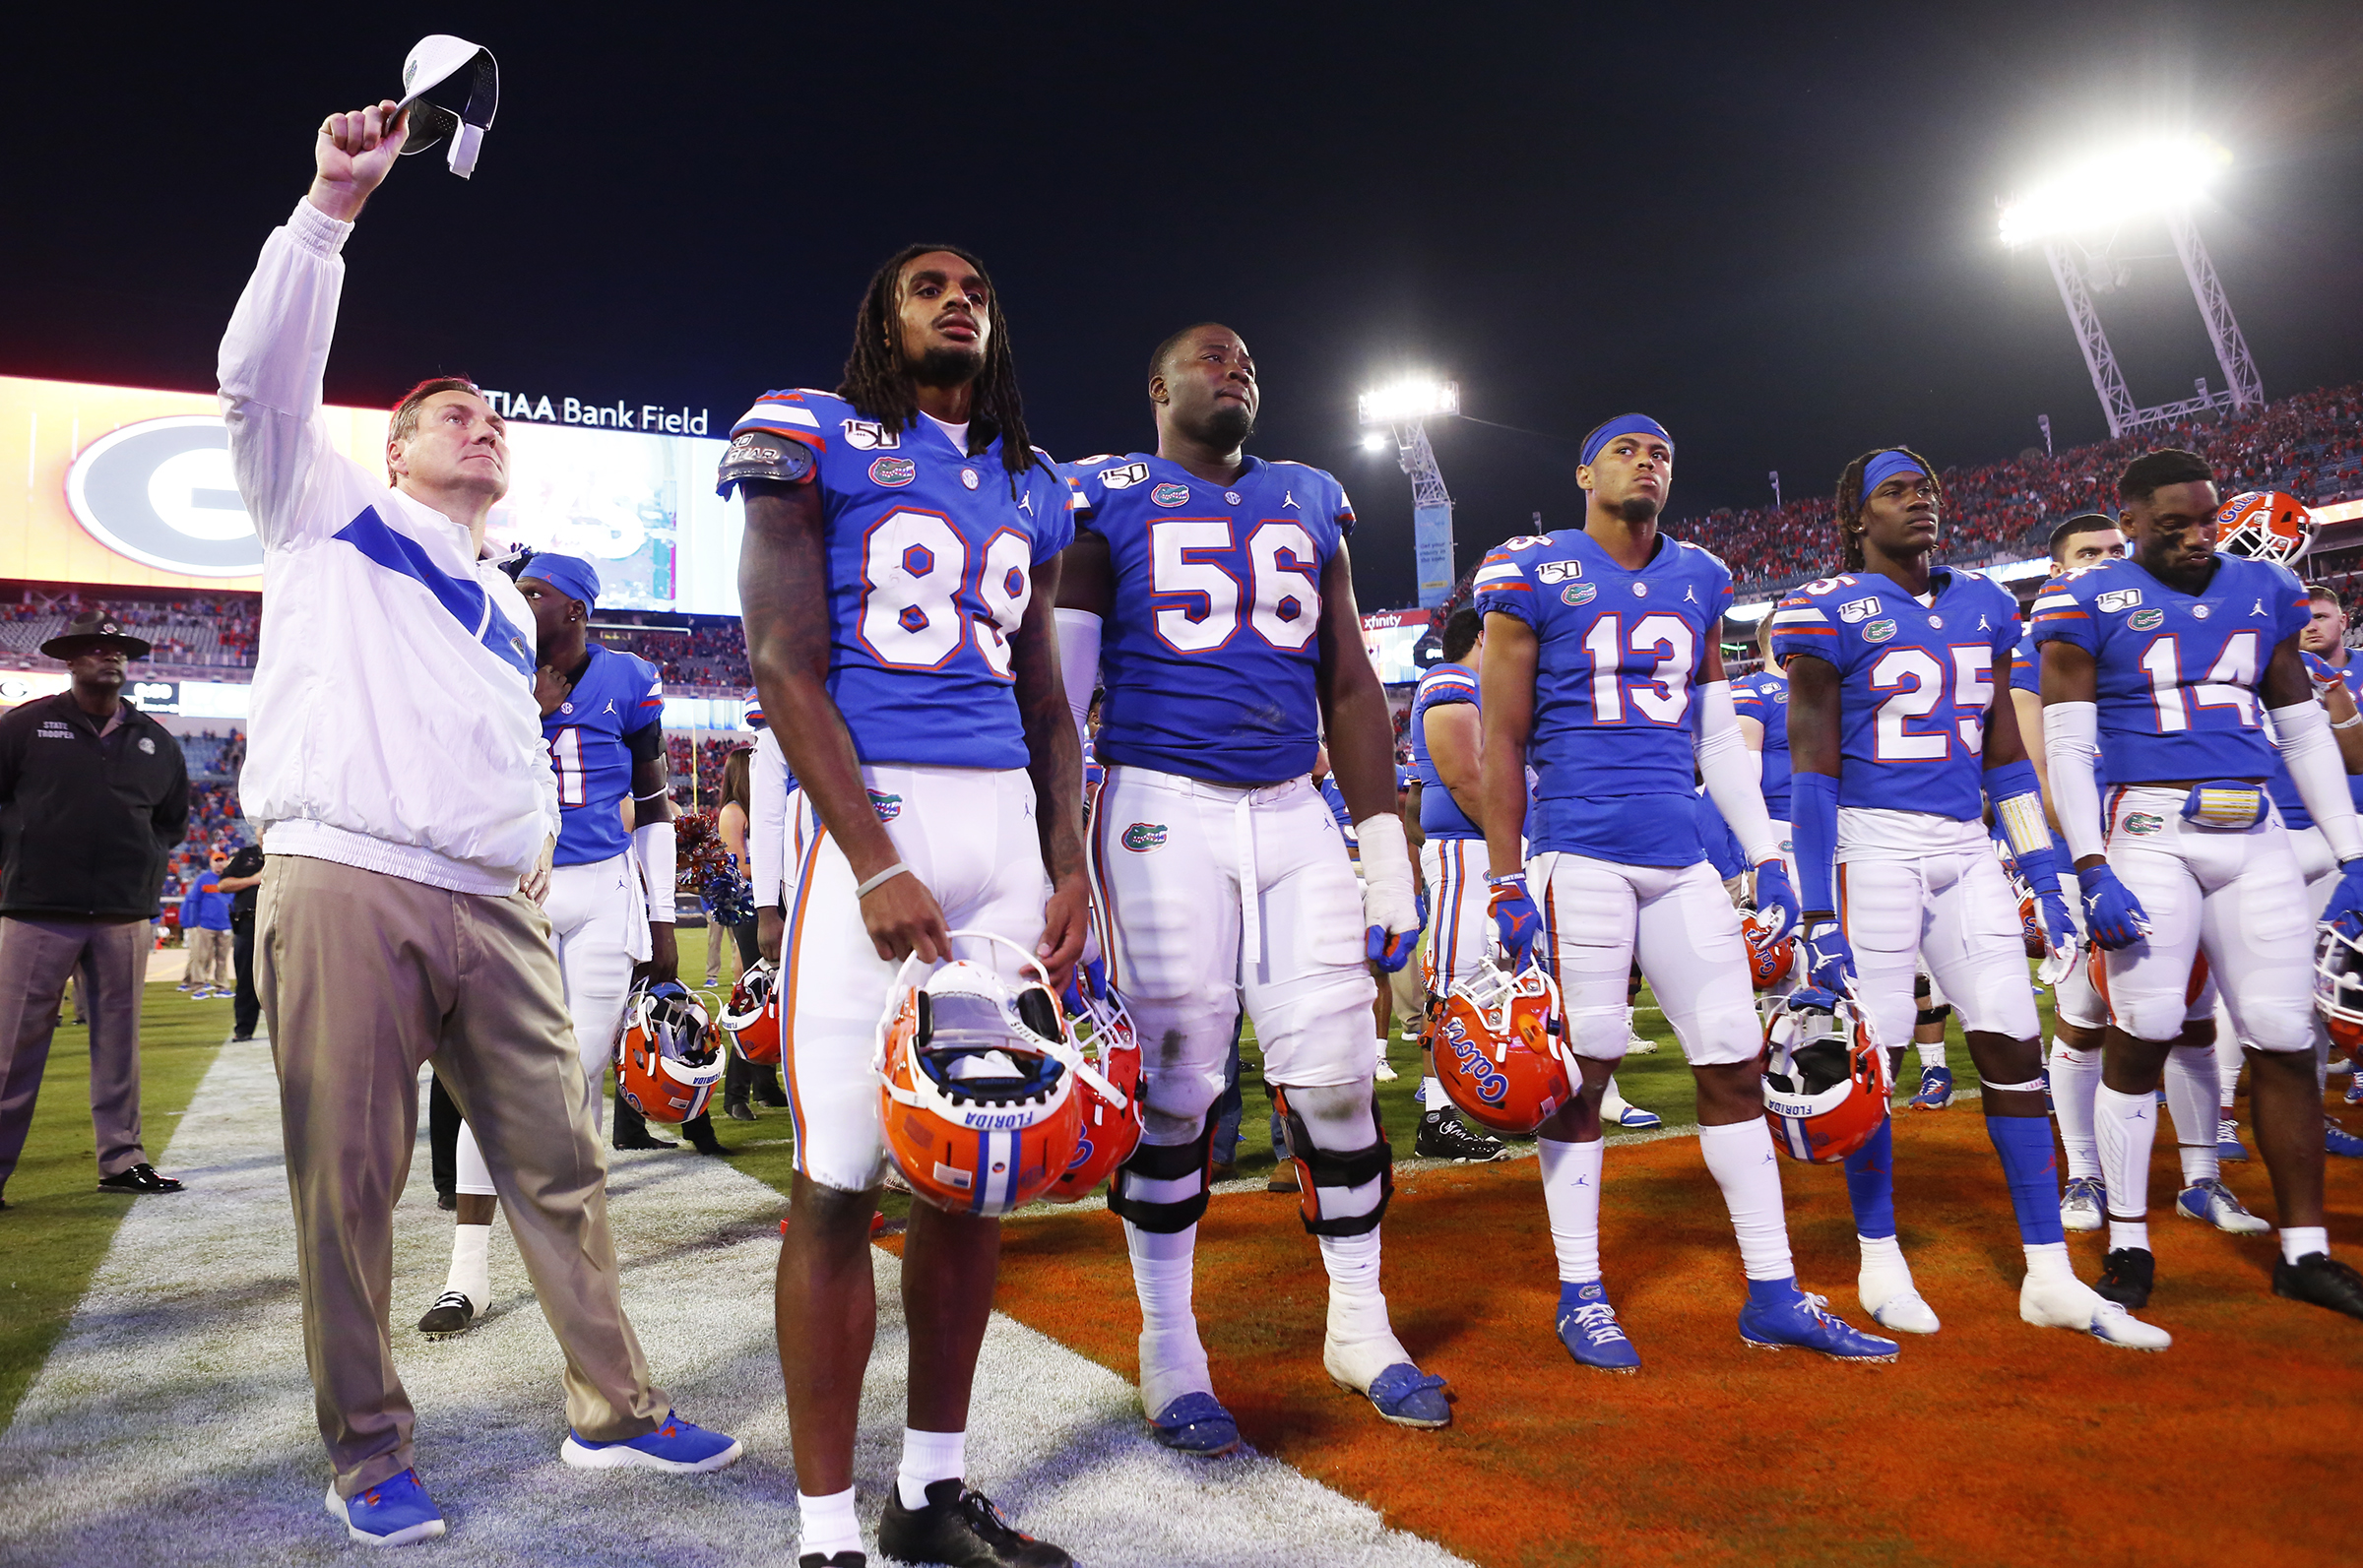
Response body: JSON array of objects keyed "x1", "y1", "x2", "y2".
[{"x1": 1062, "y1": 452, "x2": 1353, "y2": 785}]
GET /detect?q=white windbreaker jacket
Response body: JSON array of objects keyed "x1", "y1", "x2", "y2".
[{"x1": 220, "y1": 199, "x2": 557, "y2": 894}]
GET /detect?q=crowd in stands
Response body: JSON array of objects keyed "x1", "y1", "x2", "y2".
[
  {"x1": 0, "y1": 590, "x2": 262, "y2": 668},
  {"x1": 665, "y1": 734, "x2": 744, "y2": 808},
  {"x1": 589, "y1": 616, "x2": 752, "y2": 692}
]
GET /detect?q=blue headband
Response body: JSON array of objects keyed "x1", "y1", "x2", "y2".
[
  {"x1": 518, "y1": 552, "x2": 602, "y2": 611},
  {"x1": 1580, "y1": 413, "x2": 1673, "y2": 470},
  {"x1": 1860, "y1": 450, "x2": 1928, "y2": 496}
]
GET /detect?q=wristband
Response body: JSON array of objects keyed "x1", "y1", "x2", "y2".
[{"x1": 855, "y1": 861, "x2": 912, "y2": 900}]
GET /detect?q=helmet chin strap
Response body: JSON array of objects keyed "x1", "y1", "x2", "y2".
[{"x1": 397, "y1": 36, "x2": 500, "y2": 178}]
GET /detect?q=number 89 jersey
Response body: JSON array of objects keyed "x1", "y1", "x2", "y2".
[
  {"x1": 1472, "y1": 531, "x2": 1733, "y2": 867},
  {"x1": 724, "y1": 389, "x2": 1072, "y2": 770},
  {"x1": 2030, "y1": 552, "x2": 2309, "y2": 784},
  {"x1": 1062, "y1": 452, "x2": 1352, "y2": 784},
  {"x1": 1768, "y1": 567, "x2": 2018, "y2": 821}
]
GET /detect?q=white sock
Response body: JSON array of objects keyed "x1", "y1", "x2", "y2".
[
  {"x1": 2049, "y1": 1042, "x2": 2102, "y2": 1180},
  {"x1": 2093, "y1": 1084, "x2": 2158, "y2": 1247},
  {"x1": 1423, "y1": 1077, "x2": 1446, "y2": 1110},
  {"x1": 2022, "y1": 1239, "x2": 2077, "y2": 1286},
  {"x1": 1536, "y1": 1136, "x2": 1603, "y2": 1282},
  {"x1": 1373, "y1": 1035, "x2": 1391, "y2": 1062},
  {"x1": 1124, "y1": 1221, "x2": 1210, "y2": 1413},
  {"x1": 1917, "y1": 1039, "x2": 1947, "y2": 1070},
  {"x1": 798, "y1": 1486, "x2": 861, "y2": 1558},
  {"x1": 1317, "y1": 1228, "x2": 1391, "y2": 1347},
  {"x1": 896, "y1": 1426, "x2": 965, "y2": 1509},
  {"x1": 2282, "y1": 1225, "x2": 2331, "y2": 1266},
  {"x1": 446, "y1": 1221, "x2": 490, "y2": 1306},
  {"x1": 1858, "y1": 1232, "x2": 1906, "y2": 1274},
  {"x1": 2164, "y1": 1045, "x2": 2218, "y2": 1184},
  {"x1": 2214, "y1": 1001, "x2": 2241, "y2": 1110},
  {"x1": 1698, "y1": 1119, "x2": 1794, "y2": 1281}
]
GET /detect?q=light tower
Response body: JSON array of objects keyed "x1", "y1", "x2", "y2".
[
  {"x1": 1358, "y1": 378, "x2": 1461, "y2": 608},
  {"x1": 2000, "y1": 135, "x2": 2262, "y2": 438}
]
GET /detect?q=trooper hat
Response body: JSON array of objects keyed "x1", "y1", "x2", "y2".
[
  {"x1": 397, "y1": 35, "x2": 499, "y2": 179},
  {"x1": 42, "y1": 611, "x2": 152, "y2": 660}
]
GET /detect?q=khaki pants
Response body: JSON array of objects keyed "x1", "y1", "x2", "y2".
[
  {"x1": 257, "y1": 854, "x2": 666, "y2": 1496},
  {"x1": 186, "y1": 926, "x2": 231, "y2": 989},
  {"x1": 0, "y1": 914, "x2": 151, "y2": 1187}
]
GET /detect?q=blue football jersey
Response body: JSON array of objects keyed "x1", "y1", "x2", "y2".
[
  {"x1": 2030, "y1": 554, "x2": 2309, "y2": 785},
  {"x1": 1062, "y1": 452, "x2": 1353, "y2": 784},
  {"x1": 1410, "y1": 660, "x2": 1482, "y2": 840},
  {"x1": 1769, "y1": 568, "x2": 2018, "y2": 823},
  {"x1": 1473, "y1": 531, "x2": 1734, "y2": 866},
  {"x1": 1731, "y1": 667, "x2": 1793, "y2": 820},
  {"x1": 548, "y1": 645, "x2": 665, "y2": 866},
  {"x1": 725, "y1": 389, "x2": 1072, "y2": 770}
]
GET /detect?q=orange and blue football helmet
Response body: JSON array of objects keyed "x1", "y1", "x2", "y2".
[
  {"x1": 1435, "y1": 960, "x2": 1572, "y2": 1135},
  {"x1": 1761, "y1": 987, "x2": 1889, "y2": 1163},
  {"x1": 2215, "y1": 490, "x2": 2314, "y2": 566},
  {"x1": 2315, "y1": 920, "x2": 2363, "y2": 1056},
  {"x1": 1041, "y1": 980, "x2": 1143, "y2": 1203},
  {"x1": 1741, "y1": 905, "x2": 1796, "y2": 991},
  {"x1": 614, "y1": 978, "x2": 726, "y2": 1124},
  {"x1": 721, "y1": 958, "x2": 782, "y2": 1067}
]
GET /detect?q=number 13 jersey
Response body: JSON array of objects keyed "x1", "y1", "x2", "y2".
[
  {"x1": 1062, "y1": 453, "x2": 1353, "y2": 784},
  {"x1": 725, "y1": 388, "x2": 1072, "y2": 771}
]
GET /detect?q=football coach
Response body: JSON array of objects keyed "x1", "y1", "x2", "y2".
[{"x1": 218, "y1": 96, "x2": 735, "y2": 1541}]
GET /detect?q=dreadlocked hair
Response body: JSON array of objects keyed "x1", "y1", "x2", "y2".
[
  {"x1": 1833, "y1": 445, "x2": 1945, "y2": 573},
  {"x1": 836, "y1": 242, "x2": 1042, "y2": 484}
]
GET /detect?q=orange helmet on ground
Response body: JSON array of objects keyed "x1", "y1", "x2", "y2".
[
  {"x1": 1434, "y1": 961, "x2": 1572, "y2": 1135},
  {"x1": 1741, "y1": 907, "x2": 1796, "y2": 991},
  {"x1": 875, "y1": 930, "x2": 1093, "y2": 1217},
  {"x1": 2088, "y1": 943, "x2": 2210, "y2": 1021},
  {"x1": 1761, "y1": 987, "x2": 1890, "y2": 1163},
  {"x1": 2315, "y1": 921, "x2": 2363, "y2": 1055},
  {"x1": 1041, "y1": 983, "x2": 1143, "y2": 1203},
  {"x1": 614, "y1": 979, "x2": 726, "y2": 1124},
  {"x1": 2215, "y1": 490, "x2": 2314, "y2": 566},
  {"x1": 722, "y1": 958, "x2": 783, "y2": 1066}
]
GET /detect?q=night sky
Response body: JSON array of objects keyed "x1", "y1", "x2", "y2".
[{"x1": 7, "y1": 3, "x2": 2361, "y2": 608}]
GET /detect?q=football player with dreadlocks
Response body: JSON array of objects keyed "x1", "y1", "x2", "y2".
[
  {"x1": 729, "y1": 245, "x2": 1087, "y2": 1568},
  {"x1": 1773, "y1": 449, "x2": 2166, "y2": 1348},
  {"x1": 1054, "y1": 323, "x2": 1445, "y2": 1455}
]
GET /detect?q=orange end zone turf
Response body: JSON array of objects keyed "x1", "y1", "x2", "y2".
[{"x1": 952, "y1": 1101, "x2": 2363, "y2": 1568}]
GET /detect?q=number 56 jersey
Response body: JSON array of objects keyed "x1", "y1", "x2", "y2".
[
  {"x1": 1768, "y1": 567, "x2": 2019, "y2": 821},
  {"x1": 1472, "y1": 531, "x2": 1733, "y2": 867},
  {"x1": 723, "y1": 388, "x2": 1072, "y2": 771},
  {"x1": 1061, "y1": 453, "x2": 1353, "y2": 785}
]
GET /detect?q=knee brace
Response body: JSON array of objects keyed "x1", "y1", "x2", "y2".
[
  {"x1": 1108, "y1": 1120, "x2": 1215, "y2": 1234},
  {"x1": 1916, "y1": 1002, "x2": 1952, "y2": 1028},
  {"x1": 1273, "y1": 1086, "x2": 1393, "y2": 1238}
]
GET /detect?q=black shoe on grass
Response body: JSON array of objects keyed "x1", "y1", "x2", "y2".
[{"x1": 877, "y1": 1479, "x2": 1072, "y2": 1568}]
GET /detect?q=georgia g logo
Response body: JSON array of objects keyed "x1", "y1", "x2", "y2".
[{"x1": 65, "y1": 416, "x2": 265, "y2": 577}]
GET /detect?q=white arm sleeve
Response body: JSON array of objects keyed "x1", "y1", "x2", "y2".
[
  {"x1": 747, "y1": 727, "x2": 791, "y2": 909},
  {"x1": 218, "y1": 199, "x2": 351, "y2": 549},
  {"x1": 2273, "y1": 698, "x2": 2363, "y2": 861},
  {"x1": 2044, "y1": 700, "x2": 2108, "y2": 863},
  {"x1": 1694, "y1": 680, "x2": 1781, "y2": 865},
  {"x1": 1054, "y1": 608, "x2": 1102, "y2": 749},
  {"x1": 631, "y1": 819, "x2": 677, "y2": 923}
]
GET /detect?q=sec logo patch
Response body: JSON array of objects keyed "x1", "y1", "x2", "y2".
[
  {"x1": 1121, "y1": 822, "x2": 1169, "y2": 851},
  {"x1": 1152, "y1": 483, "x2": 1190, "y2": 508},
  {"x1": 869, "y1": 456, "x2": 916, "y2": 487}
]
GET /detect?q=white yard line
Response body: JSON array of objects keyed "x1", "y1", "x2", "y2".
[{"x1": 0, "y1": 1040, "x2": 1473, "y2": 1567}]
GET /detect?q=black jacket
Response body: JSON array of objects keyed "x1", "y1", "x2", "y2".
[{"x1": 0, "y1": 692, "x2": 190, "y2": 919}]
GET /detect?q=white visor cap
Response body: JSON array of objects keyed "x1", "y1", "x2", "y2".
[{"x1": 398, "y1": 35, "x2": 498, "y2": 178}]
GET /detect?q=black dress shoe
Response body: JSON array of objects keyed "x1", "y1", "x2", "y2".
[
  {"x1": 2273, "y1": 1252, "x2": 2363, "y2": 1320},
  {"x1": 612, "y1": 1126, "x2": 678, "y2": 1151},
  {"x1": 752, "y1": 1065, "x2": 791, "y2": 1108},
  {"x1": 725, "y1": 1098, "x2": 758, "y2": 1122},
  {"x1": 96, "y1": 1163, "x2": 184, "y2": 1194},
  {"x1": 435, "y1": 1191, "x2": 458, "y2": 1212},
  {"x1": 683, "y1": 1114, "x2": 734, "y2": 1158},
  {"x1": 798, "y1": 1553, "x2": 864, "y2": 1568},
  {"x1": 878, "y1": 1479, "x2": 1073, "y2": 1568}
]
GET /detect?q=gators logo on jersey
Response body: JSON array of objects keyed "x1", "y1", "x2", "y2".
[
  {"x1": 1121, "y1": 823, "x2": 1169, "y2": 851},
  {"x1": 869, "y1": 456, "x2": 916, "y2": 487},
  {"x1": 1863, "y1": 619, "x2": 1896, "y2": 644},
  {"x1": 2130, "y1": 608, "x2": 2164, "y2": 631},
  {"x1": 1151, "y1": 483, "x2": 1190, "y2": 508},
  {"x1": 2122, "y1": 812, "x2": 2165, "y2": 836},
  {"x1": 1562, "y1": 583, "x2": 1597, "y2": 605},
  {"x1": 868, "y1": 789, "x2": 903, "y2": 821}
]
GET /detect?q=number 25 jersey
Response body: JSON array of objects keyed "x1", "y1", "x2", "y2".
[
  {"x1": 1768, "y1": 567, "x2": 2018, "y2": 822},
  {"x1": 2030, "y1": 552, "x2": 2308, "y2": 784},
  {"x1": 724, "y1": 389, "x2": 1072, "y2": 771},
  {"x1": 1061, "y1": 453, "x2": 1353, "y2": 785},
  {"x1": 1473, "y1": 530, "x2": 1734, "y2": 867}
]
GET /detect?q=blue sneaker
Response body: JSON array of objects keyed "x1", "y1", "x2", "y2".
[
  {"x1": 2328, "y1": 1121, "x2": 2363, "y2": 1160},
  {"x1": 1908, "y1": 1065, "x2": 1953, "y2": 1110},
  {"x1": 1357, "y1": 1362, "x2": 1451, "y2": 1428},
  {"x1": 560, "y1": 1410, "x2": 742, "y2": 1473},
  {"x1": 1607, "y1": 1100, "x2": 1664, "y2": 1130},
  {"x1": 1738, "y1": 1286, "x2": 1899, "y2": 1363},
  {"x1": 1556, "y1": 1281, "x2": 1640, "y2": 1373},
  {"x1": 1148, "y1": 1390, "x2": 1242, "y2": 1456},
  {"x1": 2217, "y1": 1117, "x2": 2249, "y2": 1161},
  {"x1": 2346, "y1": 1076, "x2": 2363, "y2": 1107},
  {"x1": 326, "y1": 1468, "x2": 445, "y2": 1547}
]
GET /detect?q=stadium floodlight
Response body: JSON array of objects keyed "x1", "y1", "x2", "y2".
[
  {"x1": 1357, "y1": 378, "x2": 1460, "y2": 428},
  {"x1": 1997, "y1": 135, "x2": 2230, "y2": 248},
  {"x1": 1361, "y1": 431, "x2": 1389, "y2": 453}
]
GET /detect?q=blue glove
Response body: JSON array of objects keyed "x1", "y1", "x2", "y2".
[
  {"x1": 1802, "y1": 918, "x2": 1855, "y2": 992},
  {"x1": 2322, "y1": 858, "x2": 2363, "y2": 929},
  {"x1": 1752, "y1": 858, "x2": 1800, "y2": 945},
  {"x1": 1488, "y1": 871, "x2": 1545, "y2": 969},
  {"x1": 2077, "y1": 863, "x2": 2151, "y2": 950},
  {"x1": 2013, "y1": 844, "x2": 2077, "y2": 957},
  {"x1": 1061, "y1": 955, "x2": 1109, "y2": 1016},
  {"x1": 1415, "y1": 884, "x2": 1431, "y2": 931},
  {"x1": 1367, "y1": 924, "x2": 1419, "y2": 972}
]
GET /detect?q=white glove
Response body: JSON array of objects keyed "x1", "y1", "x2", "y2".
[{"x1": 1357, "y1": 813, "x2": 1420, "y2": 972}]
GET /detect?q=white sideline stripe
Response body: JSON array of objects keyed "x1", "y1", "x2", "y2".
[{"x1": 0, "y1": 1042, "x2": 1473, "y2": 1568}]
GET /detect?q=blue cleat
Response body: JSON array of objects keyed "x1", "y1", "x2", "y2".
[
  {"x1": 1908, "y1": 1065, "x2": 1953, "y2": 1110},
  {"x1": 1356, "y1": 1362, "x2": 1452, "y2": 1428},
  {"x1": 1148, "y1": 1391, "x2": 1242, "y2": 1456},
  {"x1": 2346, "y1": 1076, "x2": 2363, "y2": 1106},
  {"x1": 2217, "y1": 1117, "x2": 2249, "y2": 1161},
  {"x1": 1738, "y1": 1286, "x2": 1899, "y2": 1363},
  {"x1": 2328, "y1": 1121, "x2": 2363, "y2": 1160},
  {"x1": 1556, "y1": 1281, "x2": 1640, "y2": 1373},
  {"x1": 1609, "y1": 1101, "x2": 1663, "y2": 1130},
  {"x1": 560, "y1": 1410, "x2": 742, "y2": 1473},
  {"x1": 326, "y1": 1468, "x2": 445, "y2": 1547}
]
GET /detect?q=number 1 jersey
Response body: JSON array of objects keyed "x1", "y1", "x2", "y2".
[
  {"x1": 726, "y1": 389, "x2": 1072, "y2": 771},
  {"x1": 1062, "y1": 452, "x2": 1353, "y2": 785}
]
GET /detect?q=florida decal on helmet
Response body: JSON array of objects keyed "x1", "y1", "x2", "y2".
[
  {"x1": 1434, "y1": 960, "x2": 1571, "y2": 1136},
  {"x1": 1740, "y1": 905, "x2": 1796, "y2": 991},
  {"x1": 614, "y1": 978, "x2": 727, "y2": 1124},
  {"x1": 1760, "y1": 987, "x2": 1890, "y2": 1163},
  {"x1": 2214, "y1": 489, "x2": 2315, "y2": 566}
]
